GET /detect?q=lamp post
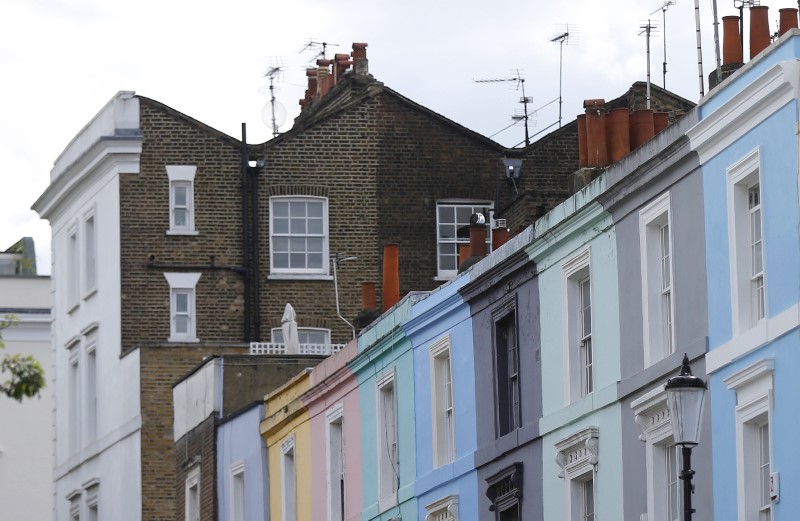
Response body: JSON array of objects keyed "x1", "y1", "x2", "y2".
[{"x1": 665, "y1": 354, "x2": 707, "y2": 521}]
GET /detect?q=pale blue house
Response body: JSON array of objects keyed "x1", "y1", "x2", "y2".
[
  {"x1": 404, "y1": 275, "x2": 479, "y2": 521},
  {"x1": 688, "y1": 28, "x2": 800, "y2": 521},
  {"x1": 217, "y1": 403, "x2": 269, "y2": 521},
  {"x1": 351, "y1": 293, "x2": 426, "y2": 521}
]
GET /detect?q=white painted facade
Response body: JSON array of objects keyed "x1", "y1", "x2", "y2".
[
  {"x1": 33, "y1": 92, "x2": 143, "y2": 521},
  {"x1": 173, "y1": 357, "x2": 222, "y2": 441},
  {"x1": 0, "y1": 274, "x2": 52, "y2": 521}
]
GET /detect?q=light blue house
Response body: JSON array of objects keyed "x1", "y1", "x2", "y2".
[
  {"x1": 351, "y1": 293, "x2": 426, "y2": 521},
  {"x1": 217, "y1": 403, "x2": 269, "y2": 521},
  {"x1": 528, "y1": 179, "x2": 624, "y2": 521},
  {"x1": 688, "y1": 28, "x2": 800, "y2": 521},
  {"x1": 403, "y1": 275, "x2": 478, "y2": 521}
]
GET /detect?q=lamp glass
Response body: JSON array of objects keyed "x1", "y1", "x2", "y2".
[{"x1": 666, "y1": 386, "x2": 706, "y2": 446}]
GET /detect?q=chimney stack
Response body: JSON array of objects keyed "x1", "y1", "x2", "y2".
[
  {"x1": 382, "y1": 244, "x2": 400, "y2": 311},
  {"x1": 723, "y1": 16, "x2": 743, "y2": 64},
  {"x1": 780, "y1": 8, "x2": 798, "y2": 36},
  {"x1": 352, "y1": 43, "x2": 369, "y2": 76},
  {"x1": 750, "y1": 6, "x2": 771, "y2": 59}
]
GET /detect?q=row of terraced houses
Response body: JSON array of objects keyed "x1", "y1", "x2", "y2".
[{"x1": 27, "y1": 9, "x2": 800, "y2": 521}]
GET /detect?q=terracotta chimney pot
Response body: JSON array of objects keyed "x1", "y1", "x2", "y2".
[
  {"x1": 362, "y1": 282, "x2": 376, "y2": 311},
  {"x1": 352, "y1": 42, "x2": 369, "y2": 75},
  {"x1": 458, "y1": 243, "x2": 470, "y2": 268},
  {"x1": 630, "y1": 109, "x2": 655, "y2": 149},
  {"x1": 723, "y1": 16, "x2": 743, "y2": 64},
  {"x1": 382, "y1": 244, "x2": 400, "y2": 311},
  {"x1": 750, "y1": 6, "x2": 771, "y2": 59},
  {"x1": 605, "y1": 108, "x2": 631, "y2": 163},
  {"x1": 653, "y1": 112, "x2": 669, "y2": 134},
  {"x1": 469, "y1": 222, "x2": 487, "y2": 258},
  {"x1": 492, "y1": 220, "x2": 510, "y2": 250},
  {"x1": 585, "y1": 107, "x2": 608, "y2": 167},
  {"x1": 780, "y1": 8, "x2": 798, "y2": 36},
  {"x1": 577, "y1": 114, "x2": 588, "y2": 168}
]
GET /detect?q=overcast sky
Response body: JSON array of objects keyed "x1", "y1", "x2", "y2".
[{"x1": 1, "y1": 0, "x2": 792, "y2": 274}]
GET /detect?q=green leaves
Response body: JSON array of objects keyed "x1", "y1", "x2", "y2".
[{"x1": 1, "y1": 315, "x2": 46, "y2": 402}]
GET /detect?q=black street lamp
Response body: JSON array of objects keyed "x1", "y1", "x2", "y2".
[{"x1": 665, "y1": 354, "x2": 707, "y2": 521}]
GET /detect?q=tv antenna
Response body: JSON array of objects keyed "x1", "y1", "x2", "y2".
[
  {"x1": 550, "y1": 25, "x2": 579, "y2": 128},
  {"x1": 262, "y1": 57, "x2": 287, "y2": 137},
  {"x1": 299, "y1": 39, "x2": 340, "y2": 62},
  {"x1": 474, "y1": 70, "x2": 532, "y2": 146},
  {"x1": 650, "y1": 1, "x2": 676, "y2": 87},
  {"x1": 639, "y1": 19, "x2": 659, "y2": 109}
]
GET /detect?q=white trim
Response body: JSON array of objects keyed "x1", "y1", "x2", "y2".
[
  {"x1": 376, "y1": 370, "x2": 398, "y2": 512},
  {"x1": 164, "y1": 272, "x2": 201, "y2": 342},
  {"x1": 281, "y1": 436, "x2": 296, "y2": 521},
  {"x1": 326, "y1": 407, "x2": 345, "y2": 521},
  {"x1": 230, "y1": 460, "x2": 246, "y2": 521},
  {"x1": 430, "y1": 335, "x2": 455, "y2": 467},
  {"x1": 269, "y1": 196, "x2": 329, "y2": 276},
  {"x1": 639, "y1": 192, "x2": 675, "y2": 367},
  {"x1": 424, "y1": 494, "x2": 459, "y2": 521},
  {"x1": 688, "y1": 60, "x2": 800, "y2": 163},
  {"x1": 185, "y1": 466, "x2": 201, "y2": 521},
  {"x1": 561, "y1": 248, "x2": 592, "y2": 403},
  {"x1": 166, "y1": 165, "x2": 197, "y2": 234},
  {"x1": 555, "y1": 426, "x2": 599, "y2": 479},
  {"x1": 82, "y1": 207, "x2": 97, "y2": 297}
]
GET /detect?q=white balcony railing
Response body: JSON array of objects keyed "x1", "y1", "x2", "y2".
[{"x1": 248, "y1": 342, "x2": 346, "y2": 356}]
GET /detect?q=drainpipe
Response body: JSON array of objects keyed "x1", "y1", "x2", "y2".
[
  {"x1": 250, "y1": 155, "x2": 262, "y2": 341},
  {"x1": 240, "y1": 124, "x2": 250, "y2": 343}
]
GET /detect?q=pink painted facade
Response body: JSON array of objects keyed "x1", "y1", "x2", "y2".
[{"x1": 302, "y1": 340, "x2": 362, "y2": 521}]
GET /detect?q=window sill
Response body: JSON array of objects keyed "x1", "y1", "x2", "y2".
[
  {"x1": 166, "y1": 230, "x2": 199, "y2": 236},
  {"x1": 82, "y1": 288, "x2": 98, "y2": 301},
  {"x1": 268, "y1": 274, "x2": 333, "y2": 281},
  {"x1": 434, "y1": 275, "x2": 455, "y2": 282},
  {"x1": 67, "y1": 301, "x2": 80, "y2": 315},
  {"x1": 168, "y1": 336, "x2": 199, "y2": 343}
]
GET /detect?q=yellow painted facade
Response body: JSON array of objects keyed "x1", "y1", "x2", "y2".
[{"x1": 261, "y1": 368, "x2": 313, "y2": 521}]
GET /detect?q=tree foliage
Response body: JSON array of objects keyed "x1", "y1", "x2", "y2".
[{"x1": 1, "y1": 315, "x2": 46, "y2": 402}]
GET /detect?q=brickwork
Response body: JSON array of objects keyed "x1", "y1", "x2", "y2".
[{"x1": 174, "y1": 415, "x2": 216, "y2": 521}]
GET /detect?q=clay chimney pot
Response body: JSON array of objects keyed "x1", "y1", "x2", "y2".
[
  {"x1": 750, "y1": 6, "x2": 771, "y2": 59},
  {"x1": 722, "y1": 16, "x2": 743, "y2": 65},
  {"x1": 780, "y1": 8, "x2": 798, "y2": 36}
]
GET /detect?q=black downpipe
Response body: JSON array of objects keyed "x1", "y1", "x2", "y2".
[
  {"x1": 241, "y1": 124, "x2": 251, "y2": 343},
  {"x1": 251, "y1": 157, "x2": 261, "y2": 341}
]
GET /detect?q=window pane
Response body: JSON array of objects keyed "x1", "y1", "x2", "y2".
[
  {"x1": 290, "y1": 218, "x2": 307, "y2": 234},
  {"x1": 307, "y1": 237, "x2": 323, "y2": 252},
  {"x1": 290, "y1": 201, "x2": 306, "y2": 217},
  {"x1": 308, "y1": 218, "x2": 323, "y2": 235},
  {"x1": 174, "y1": 185, "x2": 187, "y2": 206},
  {"x1": 456, "y1": 206, "x2": 472, "y2": 224},
  {"x1": 176, "y1": 315, "x2": 189, "y2": 334},
  {"x1": 290, "y1": 253, "x2": 305, "y2": 268},
  {"x1": 438, "y1": 206, "x2": 455, "y2": 223},
  {"x1": 176, "y1": 293, "x2": 189, "y2": 313},
  {"x1": 174, "y1": 208, "x2": 187, "y2": 227},
  {"x1": 307, "y1": 253, "x2": 323, "y2": 268},
  {"x1": 273, "y1": 201, "x2": 289, "y2": 217},
  {"x1": 274, "y1": 253, "x2": 288, "y2": 268},
  {"x1": 289, "y1": 237, "x2": 306, "y2": 252},
  {"x1": 439, "y1": 224, "x2": 456, "y2": 240},
  {"x1": 273, "y1": 237, "x2": 288, "y2": 252},
  {"x1": 307, "y1": 201, "x2": 323, "y2": 218},
  {"x1": 273, "y1": 218, "x2": 289, "y2": 234}
]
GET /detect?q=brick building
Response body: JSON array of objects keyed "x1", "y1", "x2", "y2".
[{"x1": 34, "y1": 40, "x2": 694, "y2": 521}]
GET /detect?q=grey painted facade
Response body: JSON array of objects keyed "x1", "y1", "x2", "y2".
[
  {"x1": 599, "y1": 109, "x2": 714, "y2": 521},
  {"x1": 461, "y1": 242, "x2": 542, "y2": 521}
]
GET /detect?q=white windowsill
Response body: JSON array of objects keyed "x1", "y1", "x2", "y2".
[
  {"x1": 166, "y1": 230, "x2": 199, "y2": 236},
  {"x1": 168, "y1": 336, "x2": 199, "y2": 343},
  {"x1": 268, "y1": 274, "x2": 333, "y2": 281},
  {"x1": 82, "y1": 288, "x2": 98, "y2": 301}
]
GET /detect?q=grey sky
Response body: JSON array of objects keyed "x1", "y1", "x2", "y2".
[{"x1": 1, "y1": 0, "x2": 790, "y2": 273}]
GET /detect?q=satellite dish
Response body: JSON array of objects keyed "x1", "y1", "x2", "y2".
[{"x1": 261, "y1": 101, "x2": 287, "y2": 136}]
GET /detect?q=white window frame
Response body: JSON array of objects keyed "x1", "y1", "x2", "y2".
[
  {"x1": 269, "y1": 196, "x2": 329, "y2": 276},
  {"x1": 84, "y1": 479, "x2": 99, "y2": 521},
  {"x1": 435, "y1": 200, "x2": 494, "y2": 279},
  {"x1": 326, "y1": 404, "x2": 346, "y2": 521},
  {"x1": 164, "y1": 273, "x2": 201, "y2": 343},
  {"x1": 230, "y1": 461, "x2": 246, "y2": 521},
  {"x1": 632, "y1": 386, "x2": 681, "y2": 521},
  {"x1": 376, "y1": 369, "x2": 398, "y2": 511},
  {"x1": 67, "y1": 223, "x2": 79, "y2": 310},
  {"x1": 494, "y1": 307, "x2": 521, "y2": 437},
  {"x1": 84, "y1": 334, "x2": 97, "y2": 445},
  {"x1": 281, "y1": 436, "x2": 297, "y2": 521},
  {"x1": 270, "y1": 327, "x2": 331, "y2": 347},
  {"x1": 430, "y1": 335, "x2": 455, "y2": 467},
  {"x1": 555, "y1": 427, "x2": 599, "y2": 521},
  {"x1": 724, "y1": 359, "x2": 774, "y2": 521},
  {"x1": 425, "y1": 494, "x2": 459, "y2": 521},
  {"x1": 727, "y1": 148, "x2": 767, "y2": 335},
  {"x1": 640, "y1": 192, "x2": 676, "y2": 366},
  {"x1": 67, "y1": 490, "x2": 82, "y2": 521},
  {"x1": 185, "y1": 466, "x2": 200, "y2": 521},
  {"x1": 68, "y1": 344, "x2": 81, "y2": 455},
  {"x1": 562, "y1": 248, "x2": 592, "y2": 403},
  {"x1": 83, "y1": 209, "x2": 97, "y2": 297},
  {"x1": 166, "y1": 165, "x2": 198, "y2": 235}
]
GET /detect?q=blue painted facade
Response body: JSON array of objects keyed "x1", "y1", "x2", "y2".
[
  {"x1": 690, "y1": 29, "x2": 800, "y2": 521},
  {"x1": 216, "y1": 403, "x2": 269, "y2": 521},
  {"x1": 351, "y1": 294, "x2": 424, "y2": 521},
  {"x1": 403, "y1": 275, "x2": 480, "y2": 520}
]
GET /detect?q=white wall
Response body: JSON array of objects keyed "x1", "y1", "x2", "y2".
[{"x1": 0, "y1": 276, "x2": 53, "y2": 521}]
